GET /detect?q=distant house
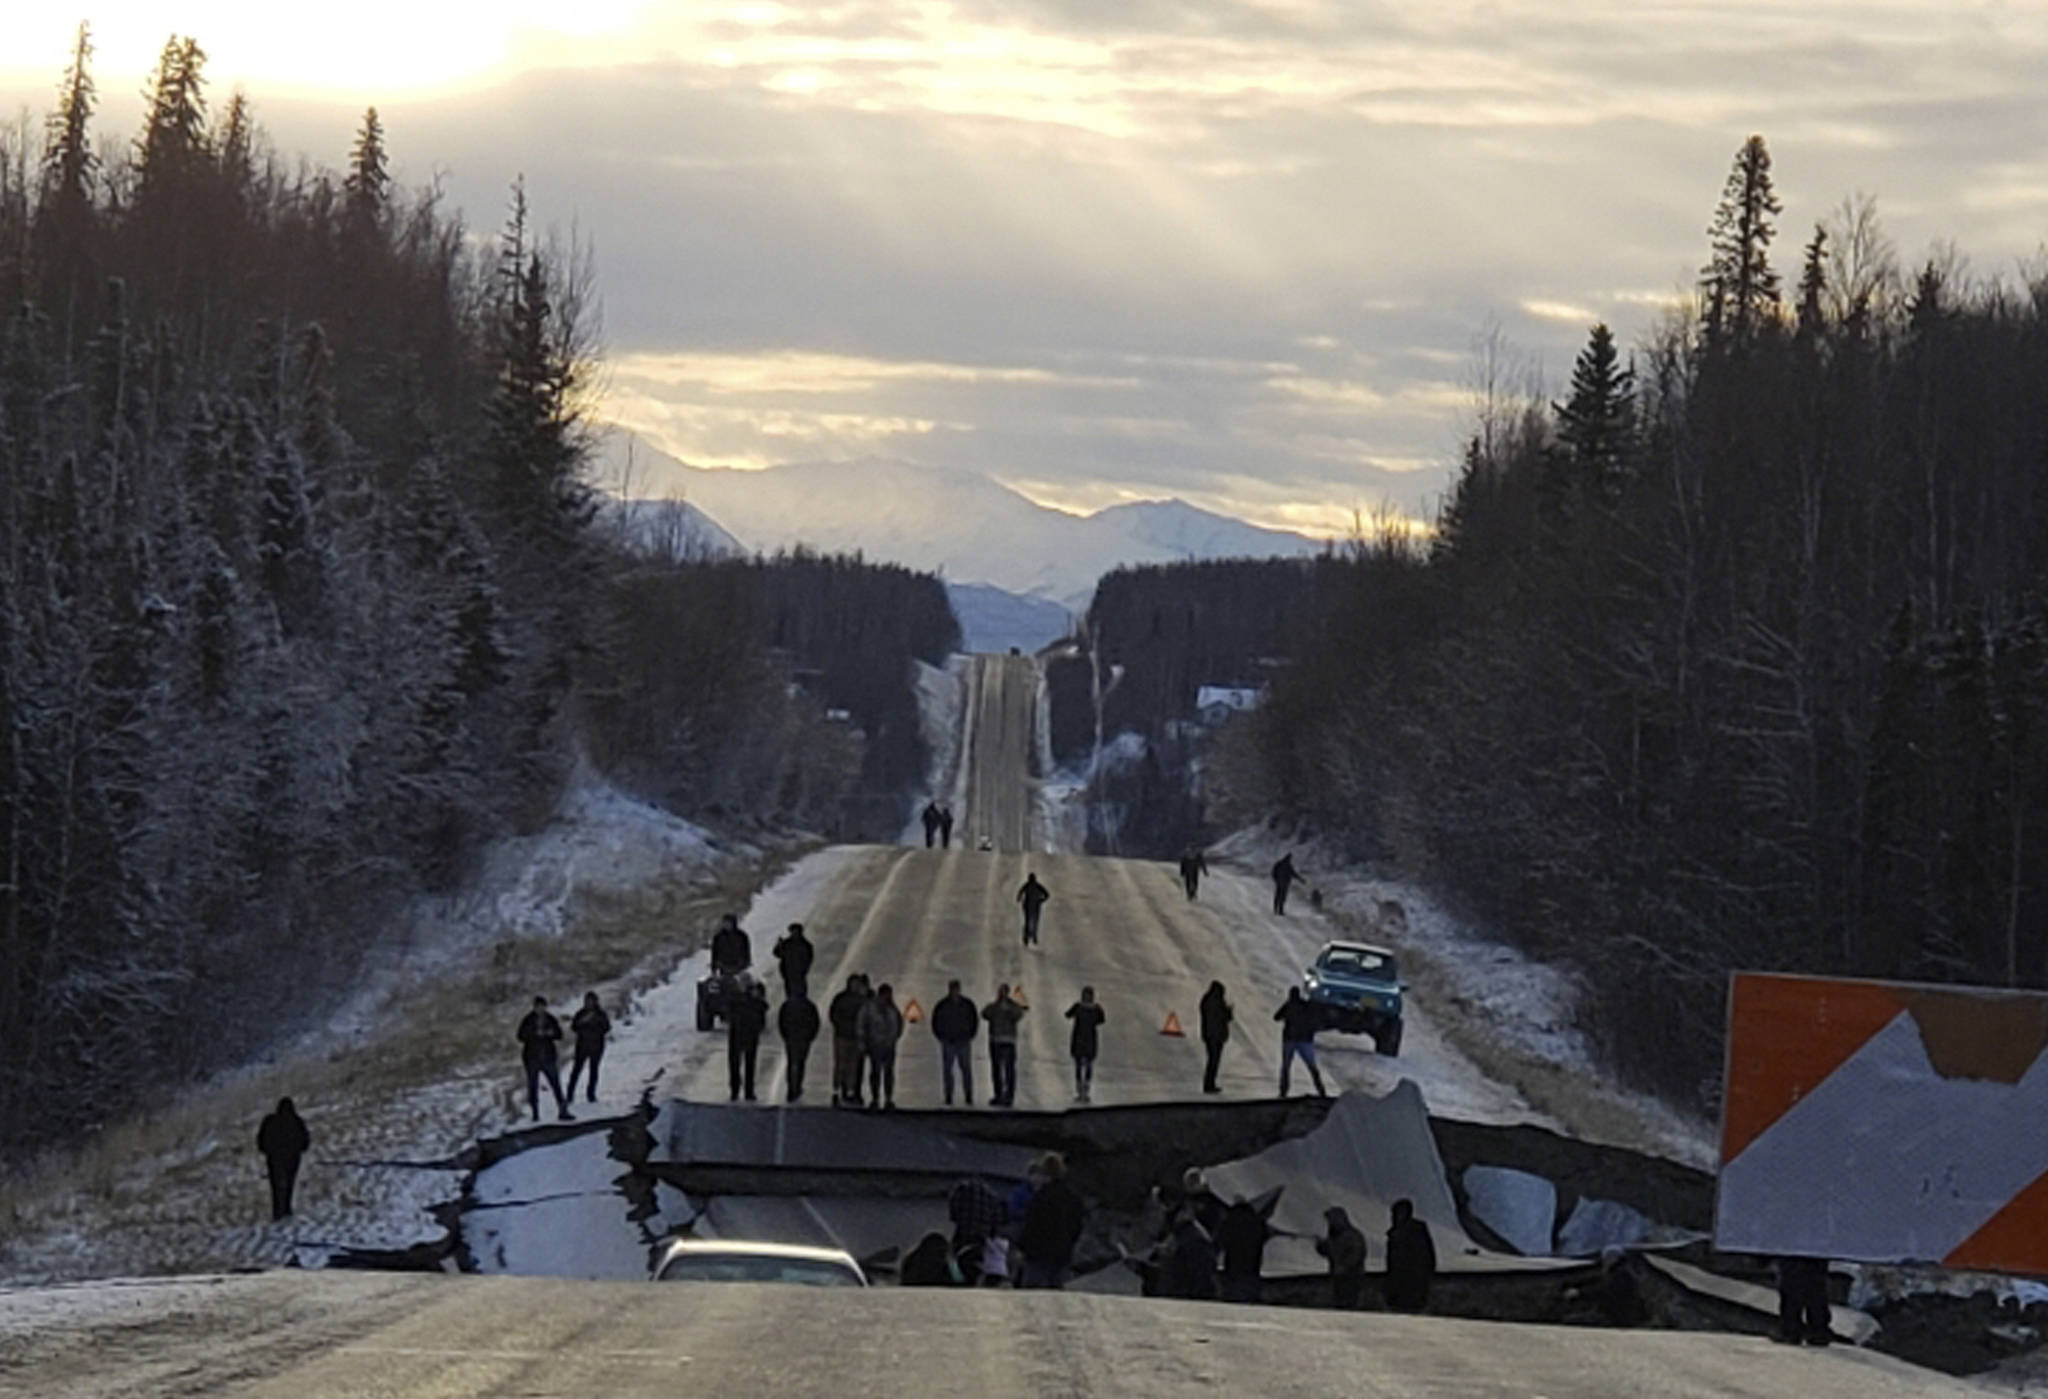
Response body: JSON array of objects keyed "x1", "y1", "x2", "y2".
[{"x1": 1195, "y1": 685, "x2": 1264, "y2": 726}]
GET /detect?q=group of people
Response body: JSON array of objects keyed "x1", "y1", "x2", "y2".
[
  {"x1": 1134, "y1": 1168, "x2": 1437, "y2": 1312},
  {"x1": 902, "y1": 1155, "x2": 1089, "y2": 1288},
  {"x1": 516, "y1": 991, "x2": 614, "y2": 1122},
  {"x1": 919, "y1": 800, "x2": 957, "y2": 848}
]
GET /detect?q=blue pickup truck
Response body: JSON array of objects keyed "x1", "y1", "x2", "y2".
[{"x1": 1301, "y1": 940, "x2": 1404, "y2": 1055}]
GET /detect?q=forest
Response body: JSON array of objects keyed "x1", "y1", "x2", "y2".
[
  {"x1": 0, "y1": 29, "x2": 949, "y2": 1151},
  {"x1": 1123, "y1": 137, "x2": 2048, "y2": 1103}
]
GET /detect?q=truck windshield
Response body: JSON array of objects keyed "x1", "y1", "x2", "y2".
[{"x1": 1322, "y1": 949, "x2": 1395, "y2": 981}]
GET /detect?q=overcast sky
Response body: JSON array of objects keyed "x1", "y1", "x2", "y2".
[{"x1": 8, "y1": 3, "x2": 2048, "y2": 534}]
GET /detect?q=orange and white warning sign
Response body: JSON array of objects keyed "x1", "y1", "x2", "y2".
[
  {"x1": 1715, "y1": 972, "x2": 2048, "y2": 1274},
  {"x1": 903, "y1": 999, "x2": 924, "y2": 1024},
  {"x1": 1160, "y1": 1012, "x2": 1185, "y2": 1037}
]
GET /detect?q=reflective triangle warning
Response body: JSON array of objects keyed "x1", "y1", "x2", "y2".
[
  {"x1": 1160, "y1": 1011, "x2": 1185, "y2": 1037},
  {"x1": 1011, "y1": 986, "x2": 1029, "y2": 1008},
  {"x1": 903, "y1": 998, "x2": 924, "y2": 1023}
]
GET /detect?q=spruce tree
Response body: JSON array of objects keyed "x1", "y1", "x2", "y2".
[
  {"x1": 1552, "y1": 322, "x2": 1634, "y2": 500},
  {"x1": 1700, "y1": 134, "x2": 1783, "y2": 345},
  {"x1": 343, "y1": 107, "x2": 389, "y2": 234}
]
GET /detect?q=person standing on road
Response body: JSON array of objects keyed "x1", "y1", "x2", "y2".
[
  {"x1": 567, "y1": 992, "x2": 611, "y2": 1104},
  {"x1": 1065, "y1": 987, "x2": 1106, "y2": 1104},
  {"x1": 1016, "y1": 872, "x2": 1051, "y2": 946},
  {"x1": 932, "y1": 979, "x2": 981, "y2": 1105},
  {"x1": 829, "y1": 974, "x2": 869, "y2": 1108},
  {"x1": 772, "y1": 922, "x2": 815, "y2": 999},
  {"x1": 922, "y1": 800, "x2": 942, "y2": 848},
  {"x1": 1271, "y1": 853, "x2": 1299, "y2": 915},
  {"x1": 1018, "y1": 1152, "x2": 1086, "y2": 1289},
  {"x1": 518, "y1": 995, "x2": 573, "y2": 1122},
  {"x1": 939, "y1": 805, "x2": 955, "y2": 849},
  {"x1": 256, "y1": 1097, "x2": 311, "y2": 1221},
  {"x1": 726, "y1": 978, "x2": 769, "y2": 1102},
  {"x1": 1775, "y1": 1256, "x2": 1833, "y2": 1345},
  {"x1": 778, "y1": 988, "x2": 821, "y2": 1103},
  {"x1": 1274, "y1": 987, "x2": 1328, "y2": 1098},
  {"x1": 1199, "y1": 981, "x2": 1233, "y2": 1094},
  {"x1": 710, "y1": 913, "x2": 752, "y2": 974},
  {"x1": 858, "y1": 982, "x2": 906, "y2": 1110},
  {"x1": 1384, "y1": 1198, "x2": 1437, "y2": 1313},
  {"x1": 1178, "y1": 847, "x2": 1209, "y2": 900},
  {"x1": 1317, "y1": 1206, "x2": 1367, "y2": 1310},
  {"x1": 1215, "y1": 1197, "x2": 1274, "y2": 1304},
  {"x1": 983, "y1": 983, "x2": 1028, "y2": 1106}
]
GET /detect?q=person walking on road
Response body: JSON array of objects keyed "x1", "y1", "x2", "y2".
[
  {"x1": 1018, "y1": 1152, "x2": 1086, "y2": 1289},
  {"x1": 1776, "y1": 1256, "x2": 1833, "y2": 1345},
  {"x1": 1384, "y1": 1198, "x2": 1437, "y2": 1313},
  {"x1": 1065, "y1": 986, "x2": 1106, "y2": 1103},
  {"x1": 932, "y1": 979, "x2": 981, "y2": 1105},
  {"x1": 726, "y1": 978, "x2": 769, "y2": 1102},
  {"x1": 778, "y1": 988, "x2": 821, "y2": 1103},
  {"x1": 1275, "y1": 987, "x2": 1328, "y2": 1098},
  {"x1": 710, "y1": 913, "x2": 752, "y2": 974},
  {"x1": 1317, "y1": 1206, "x2": 1367, "y2": 1309},
  {"x1": 829, "y1": 974, "x2": 869, "y2": 1107},
  {"x1": 939, "y1": 805, "x2": 955, "y2": 849},
  {"x1": 518, "y1": 995, "x2": 573, "y2": 1122},
  {"x1": 256, "y1": 1097, "x2": 311, "y2": 1221},
  {"x1": 858, "y1": 982, "x2": 906, "y2": 1110},
  {"x1": 1271, "y1": 853, "x2": 1299, "y2": 915},
  {"x1": 1016, "y1": 872, "x2": 1051, "y2": 946},
  {"x1": 983, "y1": 983, "x2": 1028, "y2": 1106},
  {"x1": 1199, "y1": 981, "x2": 1233, "y2": 1094},
  {"x1": 567, "y1": 991, "x2": 611, "y2": 1104},
  {"x1": 922, "y1": 800, "x2": 942, "y2": 848},
  {"x1": 772, "y1": 922, "x2": 815, "y2": 999},
  {"x1": 1178, "y1": 848, "x2": 1209, "y2": 900}
]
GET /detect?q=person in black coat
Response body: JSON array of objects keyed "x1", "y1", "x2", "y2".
[
  {"x1": 922, "y1": 801, "x2": 942, "y2": 848},
  {"x1": 517, "y1": 996, "x2": 573, "y2": 1122},
  {"x1": 1776, "y1": 1255, "x2": 1833, "y2": 1345},
  {"x1": 1065, "y1": 987, "x2": 1106, "y2": 1103},
  {"x1": 772, "y1": 922, "x2": 815, "y2": 999},
  {"x1": 1199, "y1": 981, "x2": 1233, "y2": 1094},
  {"x1": 1018, "y1": 1153, "x2": 1086, "y2": 1289},
  {"x1": 1384, "y1": 1198, "x2": 1436, "y2": 1312},
  {"x1": 567, "y1": 992, "x2": 611, "y2": 1104},
  {"x1": 710, "y1": 914, "x2": 751, "y2": 975},
  {"x1": 256, "y1": 1097, "x2": 311, "y2": 1220},
  {"x1": 829, "y1": 974, "x2": 870, "y2": 1107},
  {"x1": 1215, "y1": 1198, "x2": 1274, "y2": 1304},
  {"x1": 778, "y1": 990, "x2": 821, "y2": 1103},
  {"x1": 1016, "y1": 873, "x2": 1051, "y2": 946},
  {"x1": 1271, "y1": 853, "x2": 1299, "y2": 915},
  {"x1": 1178, "y1": 848, "x2": 1209, "y2": 900},
  {"x1": 727, "y1": 979, "x2": 769, "y2": 1102},
  {"x1": 938, "y1": 805, "x2": 955, "y2": 849},
  {"x1": 931, "y1": 980, "x2": 980, "y2": 1105}
]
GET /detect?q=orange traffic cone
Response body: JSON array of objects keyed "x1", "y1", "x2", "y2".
[
  {"x1": 1012, "y1": 986, "x2": 1029, "y2": 1008},
  {"x1": 904, "y1": 998, "x2": 924, "y2": 1024},
  {"x1": 1160, "y1": 1011, "x2": 1185, "y2": 1037}
]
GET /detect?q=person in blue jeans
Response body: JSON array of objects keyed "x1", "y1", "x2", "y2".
[
  {"x1": 931, "y1": 980, "x2": 980, "y2": 1105},
  {"x1": 1274, "y1": 987, "x2": 1328, "y2": 1097}
]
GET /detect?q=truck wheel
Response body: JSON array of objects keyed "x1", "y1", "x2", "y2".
[
  {"x1": 696, "y1": 995, "x2": 715, "y2": 1032},
  {"x1": 1376, "y1": 1023, "x2": 1402, "y2": 1057}
]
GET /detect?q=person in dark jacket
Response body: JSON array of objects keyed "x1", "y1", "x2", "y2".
[
  {"x1": 726, "y1": 979, "x2": 769, "y2": 1102},
  {"x1": 858, "y1": 982, "x2": 906, "y2": 1110},
  {"x1": 922, "y1": 801, "x2": 942, "y2": 848},
  {"x1": 567, "y1": 992, "x2": 611, "y2": 1104},
  {"x1": 1274, "y1": 988, "x2": 1328, "y2": 1097},
  {"x1": 1159, "y1": 1211, "x2": 1219, "y2": 1300},
  {"x1": 1018, "y1": 1152, "x2": 1086, "y2": 1289},
  {"x1": 1065, "y1": 986, "x2": 1106, "y2": 1103},
  {"x1": 1776, "y1": 1255, "x2": 1833, "y2": 1345},
  {"x1": 1215, "y1": 1197, "x2": 1274, "y2": 1304},
  {"x1": 901, "y1": 1231, "x2": 958, "y2": 1287},
  {"x1": 829, "y1": 974, "x2": 870, "y2": 1107},
  {"x1": 778, "y1": 990, "x2": 821, "y2": 1103},
  {"x1": 938, "y1": 805, "x2": 955, "y2": 849},
  {"x1": 1178, "y1": 847, "x2": 1209, "y2": 900},
  {"x1": 1384, "y1": 1198, "x2": 1436, "y2": 1312},
  {"x1": 772, "y1": 922, "x2": 815, "y2": 999},
  {"x1": 710, "y1": 914, "x2": 751, "y2": 974},
  {"x1": 518, "y1": 996, "x2": 573, "y2": 1122},
  {"x1": 1199, "y1": 981, "x2": 1232, "y2": 1094},
  {"x1": 256, "y1": 1097, "x2": 311, "y2": 1221},
  {"x1": 1317, "y1": 1206, "x2": 1367, "y2": 1309},
  {"x1": 1016, "y1": 872, "x2": 1050, "y2": 946},
  {"x1": 931, "y1": 980, "x2": 980, "y2": 1105},
  {"x1": 982, "y1": 983, "x2": 1028, "y2": 1106},
  {"x1": 1271, "y1": 853, "x2": 1299, "y2": 915}
]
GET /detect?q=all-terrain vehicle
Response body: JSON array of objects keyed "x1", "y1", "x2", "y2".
[{"x1": 1301, "y1": 940, "x2": 1404, "y2": 1055}]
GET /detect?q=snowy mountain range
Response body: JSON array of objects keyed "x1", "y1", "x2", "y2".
[{"x1": 593, "y1": 428, "x2": 1323, "y2": 610}]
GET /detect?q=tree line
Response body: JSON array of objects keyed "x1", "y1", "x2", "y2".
[
  {"x1": 1167, "y1": 137, "x2": 2048, "y2": 1103},
  {"x1": 0, "y1": 29, "x2": 952, "y2": 1151}
]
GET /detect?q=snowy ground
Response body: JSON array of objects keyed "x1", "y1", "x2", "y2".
[
  {"x1": 1210, "y1": 826, "x2": 1715, "y2": 1167},
  {"x1": 899, "y1": 655, "x2": 969, "y2": 846},
  {"x1": 0, "y1": 772, "x2": 783, "y2": 1286}
]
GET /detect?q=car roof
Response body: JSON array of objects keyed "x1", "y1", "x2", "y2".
[
  {"x1": 656, "y1": 1239, "x2": 862, "y2": 1267},
  {"x1": 1321, "y1": 940, "x2": 1394, "y2": 958}
]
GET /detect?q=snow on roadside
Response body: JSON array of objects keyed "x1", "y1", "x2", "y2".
[
  {"x1": 1212, "y1": 825, "x2": 1715, "y2": 1168},
  {"x1": 900, "y1": 656, "x2": 969, "y2": 846}
]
